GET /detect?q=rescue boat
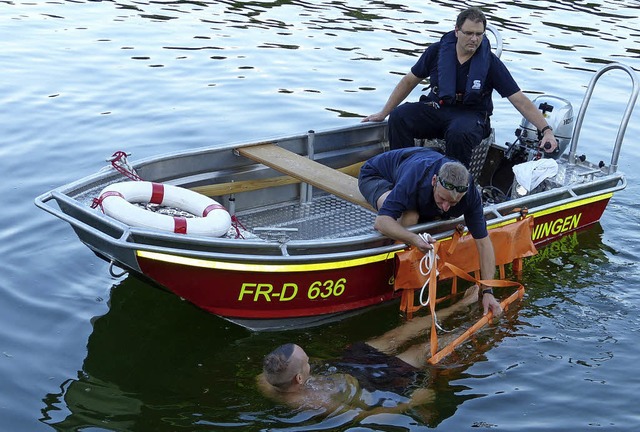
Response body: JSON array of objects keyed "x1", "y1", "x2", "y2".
[{"x1": 35, "y1": 62, "x2": 638, "y2": 330}]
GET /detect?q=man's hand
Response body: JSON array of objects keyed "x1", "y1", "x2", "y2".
[
  {"x1": 539, "y1": 128, "x2": 559, "y2": 154},
  {"x1": 481, "y1": 290, "x2": 503, "y2": 317},
  {"x1": 361, "y1": 112, "x2": 387, "y2": 123},
  {"x1": 413, "y1": 233, "x2": 435, "y2": 253}
]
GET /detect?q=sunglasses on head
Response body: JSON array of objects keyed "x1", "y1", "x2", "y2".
[{"x1": 437, "y1": 177, "x2": 469, "y2": 193}]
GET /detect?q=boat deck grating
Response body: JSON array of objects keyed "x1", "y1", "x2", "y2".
[{"x1": 234, "y1": 195, "x2": 378, "y2": 241}]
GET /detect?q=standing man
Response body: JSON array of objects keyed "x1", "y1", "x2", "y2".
[
  {"x1": 358, "y1": 147, "x2": 501, "y2": 317},
  {"x1": 362, "y1": 7, "x2": 558, "y2": 167}
]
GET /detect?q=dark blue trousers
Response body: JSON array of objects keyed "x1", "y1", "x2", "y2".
[{"x1": 388, "y1": 100, "x2": 490, "y2": 167}]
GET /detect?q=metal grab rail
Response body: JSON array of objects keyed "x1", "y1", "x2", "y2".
[
  {"x1": 568, "y1": 63, "x2": 640, "y2": 173},
  {"x1": 486, "y1": 24, "x2": 503, "y2": 59},
  {"x1": 34, "y1": 189, "x2": 407, "y2": 261}
]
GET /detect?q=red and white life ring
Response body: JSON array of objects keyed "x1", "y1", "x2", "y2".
[{"x1": 97, "y1": 181, "x2": 231, "y2": 237}]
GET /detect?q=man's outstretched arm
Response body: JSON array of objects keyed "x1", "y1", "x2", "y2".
[
  {"x1": 475, "y1": 235, "x2": 502, "y2": 316},
  {"x1": 362, "y1": 73, "x2": 422, "y2": 122}
]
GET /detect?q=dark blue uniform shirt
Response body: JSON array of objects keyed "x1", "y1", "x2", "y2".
[{"x1": 361, "y1": 148, "x2": 488, "y2": 239}]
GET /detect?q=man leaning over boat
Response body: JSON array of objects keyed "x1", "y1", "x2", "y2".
[{"x1": 358, "y1": 146, "x2": 502, "y2": 317}]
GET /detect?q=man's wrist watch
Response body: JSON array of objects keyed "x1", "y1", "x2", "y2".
[
  {"x1": 540, "y1": 125, "x2": 553, "y2": 135},
  {"x1": 482, "y1": 287, "x2": 494, "y2": 296}
]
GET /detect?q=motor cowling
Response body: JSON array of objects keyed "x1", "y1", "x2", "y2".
[{"x1": 515, "y1": 95, "x2": 574, "y2": 159}]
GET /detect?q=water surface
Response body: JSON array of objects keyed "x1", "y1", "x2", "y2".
[{"x1": 1, "y1": 1, "x2": 639, "y2": 430}]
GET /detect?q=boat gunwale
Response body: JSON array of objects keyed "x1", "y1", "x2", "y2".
[
  {"x1": 33, "y1": 112, "x2": 627, "y2": 267},
  {"x1": 35, "y1": 169, "x2": 625, "y2": 266},
  {"x1": 128, "y1": 122, "x2": 387, "y2": 166}
]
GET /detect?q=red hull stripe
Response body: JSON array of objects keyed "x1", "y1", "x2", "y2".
[
  {"x1": 203, "y1": 204, "x2": 226, "y2": 217},
  {"x1": 150, "y1": 183, "x2": 165, "y2": 204},
  {"x1": 174, "y1": 217, "x2": 188, "y2": 234}
]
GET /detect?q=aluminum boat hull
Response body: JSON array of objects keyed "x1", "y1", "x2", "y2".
[{"x1": 35, "y1": 63, "x2": 637, "y2": 330}]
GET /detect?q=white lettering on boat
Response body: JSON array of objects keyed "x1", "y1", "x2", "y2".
[{"x1": 532, "y1": 213, "x2": 582, "y2": 241}]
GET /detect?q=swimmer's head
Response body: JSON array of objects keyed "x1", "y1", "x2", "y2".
[{"x1": 263, "y1": 343, "x2": 311, "y2": 392}]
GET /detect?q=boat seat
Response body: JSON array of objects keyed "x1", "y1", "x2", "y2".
[
  {"x1": 468, "y1": 129, "x2": 494, "y2": 182},
  {"x1": 416, "y1": 129, "x2": 494, "y2": 182},
  {"x1": 237, "y1": 143, "x2": 375, "y2": 211}
]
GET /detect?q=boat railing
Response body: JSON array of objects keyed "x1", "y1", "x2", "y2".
[
  {"x1": 35, "y1": 189, "x2": 405, "y2": 261},
  {"x1": 36, "y1": 164, "x2": 626, "y2": 263},
  {"x1": 568, "y1": 63, "x2": 639, "y2": 174},
  {"x1": 486, "y1": 24, "x2": 503, "y2": 59}
]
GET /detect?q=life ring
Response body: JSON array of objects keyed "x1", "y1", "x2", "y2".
[{"x1": 97, "y1": 181, "x2": 231, "y2": 237}]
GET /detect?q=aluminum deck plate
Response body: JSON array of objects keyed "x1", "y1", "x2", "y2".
[{"x1": 234, "y1": 195, "x2": 377, "y2": 241}]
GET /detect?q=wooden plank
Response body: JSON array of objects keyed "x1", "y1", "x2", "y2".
[
  {"x1": 237, "y1": 144, "x2": 374, "y2": 210},
  {"x1": 192, "y1": 173, "x2": 298, "y2": 197},
  {"x1": 191, "y1": 161, "x2": 364, "y2": 197}
]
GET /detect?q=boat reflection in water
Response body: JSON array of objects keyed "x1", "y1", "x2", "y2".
[{"x1": 39, "y1": 276, "x2": 252, "y2": 431}]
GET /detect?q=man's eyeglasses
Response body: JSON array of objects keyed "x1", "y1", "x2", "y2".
[
  {"x1": 459, "y1": 30, "x2": 485, "y2": 38},
  {"x1": 438, "y1": 177, "x2": 469, "y2": 193}
]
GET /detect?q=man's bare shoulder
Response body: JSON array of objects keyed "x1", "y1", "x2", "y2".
[{"x1": 257, "y1": 372, "x2": 360, "y2": 411}]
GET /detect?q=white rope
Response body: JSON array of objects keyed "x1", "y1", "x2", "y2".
[
  {"x1": 418, "y1": 233, "x2": 437, "y2": 307},
  {"x1": 417, "y1": 233, "x2": 451, "y2": 333}
]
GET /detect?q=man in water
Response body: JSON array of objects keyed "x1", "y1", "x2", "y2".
[
  {"x1": 362, "y1": 7, "x2": 558, "y2": 166},
  {"x1": 359, "y1": 147, "x2": 502, "y2": 317},
  {"x1": 257, "y1": 285, "x2": 479, "y2": 411}
]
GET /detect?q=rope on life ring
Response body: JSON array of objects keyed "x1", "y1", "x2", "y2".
[{"x1": 95, "y1": 181, "x2": 231, "y2": 237}]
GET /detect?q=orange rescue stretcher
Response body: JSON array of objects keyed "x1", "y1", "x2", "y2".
[{"x1": 394, "y1": 213, "x2": 537, "y2": 364}]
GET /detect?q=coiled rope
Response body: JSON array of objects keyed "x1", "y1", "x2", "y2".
[{"x1": 417, "y1": 233, "x2": 450, "y2": 333}]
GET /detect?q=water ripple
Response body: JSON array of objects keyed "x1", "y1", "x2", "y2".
[{"x1": 2, "y1": 0, "x2": 640, "y2": 430}]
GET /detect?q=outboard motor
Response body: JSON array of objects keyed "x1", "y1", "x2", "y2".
[
  {"x1": 507, "y1": 95, "x2": 574, "y2": 163},
  {"x1": 485, "y1": 95, "x2": 575, "y2": 204}
]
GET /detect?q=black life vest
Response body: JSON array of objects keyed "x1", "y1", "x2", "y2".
[{"x1": 435, "y1": 30, "x2": 491, "y2": 106}]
